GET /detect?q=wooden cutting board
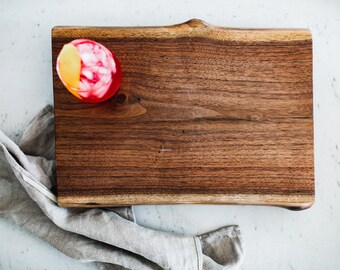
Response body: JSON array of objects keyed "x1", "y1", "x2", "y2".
[{"x1": 52, "y1": 19, "x2": 314, "y2": 209}]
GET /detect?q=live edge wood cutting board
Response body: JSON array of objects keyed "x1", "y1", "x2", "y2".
[{"x1": 52, "y1": 19, "x2": 314, "y2": 209}]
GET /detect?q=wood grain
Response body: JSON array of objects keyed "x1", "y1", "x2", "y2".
[{"x1": 52, "y1": 19, "x2": 314, "y2": 209}]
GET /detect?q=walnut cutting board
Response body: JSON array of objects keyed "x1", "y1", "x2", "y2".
[{"x1": 52, "y1": 19, "x2": 314, "y2": 209}]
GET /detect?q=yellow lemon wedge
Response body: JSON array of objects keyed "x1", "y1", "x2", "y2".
[{"x1": 58, "y1": 44, "x2": 81, "y2": 92}]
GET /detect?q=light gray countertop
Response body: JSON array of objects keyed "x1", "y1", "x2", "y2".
[{"x1": 1, "y1": 0, "x2": 339, "y2": 269}]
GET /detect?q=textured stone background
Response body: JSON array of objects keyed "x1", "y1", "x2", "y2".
[{"x1": 1, "y1": 0, "x2": 339, "y2": 269}]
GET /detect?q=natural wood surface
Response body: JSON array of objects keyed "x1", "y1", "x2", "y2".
[{"x1": 52, "y1": 19, "x2": 314, "y2": 209}]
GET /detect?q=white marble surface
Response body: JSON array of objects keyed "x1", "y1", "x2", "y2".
[{"x1": 1, "y1": 0, "x2": 340, "y2": 269}]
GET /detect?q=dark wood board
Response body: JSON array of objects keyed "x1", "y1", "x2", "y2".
[{"x1": 52, "y1": 19, "x2": 314, "y2": 209}]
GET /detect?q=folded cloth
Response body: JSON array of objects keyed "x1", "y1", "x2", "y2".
[{"x1": 0, "y1": 105, "x2": 244, "y2": 270}]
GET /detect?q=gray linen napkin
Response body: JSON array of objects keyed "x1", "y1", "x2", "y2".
[{"x1": 0, "y1": 105, "x2": 244, "y2": 270}]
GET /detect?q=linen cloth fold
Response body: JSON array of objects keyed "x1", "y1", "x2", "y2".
[{"x1": 0, "y1": 105, "x2": 244, "y2": 270}]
